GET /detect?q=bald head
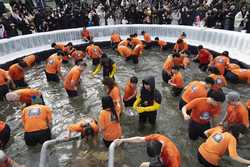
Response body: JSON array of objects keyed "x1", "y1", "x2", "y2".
[{"x1": 6, "y1": 92, "x2": 20, "y2": 102}]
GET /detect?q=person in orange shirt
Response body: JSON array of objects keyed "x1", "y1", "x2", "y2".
[
  {"x1": 92, "y1": 54, "x2": 116, "y2": 80},
  {"x1": 154, "y1": 37, "x2": 168, "y2": 51},
  {"x1": 130, "y1": 44, "x2": 144, "y2": 64},
  {"x1": 173, "y1": 39, "x2": 189, "y2": 54},
  {"x1": 22, "y1": 54, "x2": 38, "y2": 68},
  {"x1": 81, "y1": 27, "x2": 92, "y2": 42},
  {"x1": 224, "y1": 63, "x2": 241, "y2": 84},
  {"x1": 70, "y1": 50, "x2": 85, "y2": 65},
  {"x1": 172, "y1": 52, "x2": 188, "y2": 68},
  {"x1": 162, "y1": 54, "x2": 174, "y2": 83},
  {"x1": 182, "y1": 90, "x2": 225, "y2": 140},
  {"x1": 114, "y1": 134, "x2": 181, "y2": 167},
  {"x1": 118, "y1": 38, "x2": 130, "y2": 47},
  {"x1": 45, "y1": 51, "x2": 63, "y2": 82},
  {"x1": 141, "y1": 31, "x2": 152, "y2": 49},
  {"x1": 208, "y1": 68, "x2": 227, "y2": 91},
  {"x1": 51, "y1": 42, "x2": 66, "y2": 51},
  {"x1": 230, "y1": 68, "x2": 250, "y2": 84},
  {"x1": 130, "y1": 34, "x2": 143, "y2": 48},
  {"x1": 209, "y1": 51, "x2": 230, "y2": 75},
  {"x1": 168, "y1": 66, "x2": 184, "y2": 97},
  {"x1": 99, "y1": 96, "x2": 122, "y2": 148},
  {"x1": 64, "y1": 63, "x2": 86, "y2": 97},
  {"x1": 179, "y1": 77, "x2": 215, "y2": 110},
  {"x1": 0, "y1": 121, "x2": 10, "y2": 148},
  {"x1": 8, "y1": 61, "x2": 28, "y2": 88},
  {"x1": 117, "y1": 45, "x2": 132, "y2": 58},
  {"x1": 123, "y1": 76, "x2": 138, "y2": 107},
  {"x1": 0, "y1": 68, "x2": 12, "y2": 101},
  {"x1": 220, "y1": 92, "x2": 249, "y2": 132},
  {"x1": 86, "y1": 42, "x2": 103, "y2": 66},
  {"x1": 67, "y1": 118, "x2": 99, "y2": 143},
  {"x1": 198, "y1": 125, "x2": 250, "y2": 167},
  {"x1": 22, "y1": 104, "x2": 52, "y2": 146},
  {"x1": 5, "y1": 88, "x2": 44, "y2": 106},
  {"x1": 193, "y1": 45, "x2": 213, "y2": 71},
  {"x1": 102, "y1": 77, "x2": 122, "y2": 115},
  {"x1": 110, "y1": 32, "x2": 122, "y2": 49}
]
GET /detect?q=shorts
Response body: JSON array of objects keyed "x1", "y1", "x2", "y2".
[
  {"x1": 45, "y1": 71, "x2": 60, "y2": 82},
  {"x1": 0, "y1": 84, "x2": 9, "y2": 101},
  {"x1": 103, "y1": 138, "x2": 113, "y2": 148},
  {"x1": 162, "y1": 70, "x2": 171, "y2": 83},
  {"x1": 24, "y1": 128, "x2": 51, "y2": 146},
  {"x1": 13, "y1": 79, "x2": 28, "y2": 88},
  {"x1": 178, "y1": 98, "x2": 187, "y2": 111},
  {"x1": 92, "y1": 58, "x2": 100, "y2": 66},
  {"x1": 125, "y1": 56, "x2": 138, "y2": 64},
  {"x1": 123, "y1": 96, "x2": 137, "y2": 107},
  {"x1": 139, "y1": 111, "x2": 157, "y2": 127},
  {"x1": 0, "y1": 124, "x2": 11, "y2": 148},
  {"x1": 171, "y1": 87, "x2": 183, "y2": 97},
  {"x1": 66, "y1": 89, "x2": 78, "y2": 97},
  {"x1": 189, "y1": 120, "x2": 210, "y2": 140},
  {"x1": 224, "y1": 71, "x2": 239, "y2": 84},
  {"x1": 197, "y1": 151, "x2": 219, "y2": 167},
  {"x1": 149, "y1": 158, "x2": 166, "y2": 167}
]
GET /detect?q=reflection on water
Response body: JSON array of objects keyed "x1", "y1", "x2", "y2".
[{"x1": 1, "y1": 48, "x2": 250, "y2": 167}]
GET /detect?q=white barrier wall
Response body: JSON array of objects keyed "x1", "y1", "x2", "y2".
[{"x1": 0, "y1": 25, "x2": 250, "y2": 64}]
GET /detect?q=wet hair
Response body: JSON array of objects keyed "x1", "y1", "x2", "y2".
[
  {"x1": 181, "y1": 32, "x2": 187, "y2": 37},
  {"x1": 197, "y1": 45, "x2": 203, "y2": 50},
  {"x1": 134, "y1": 33, "x2": 138, "y2": 37},
  {"x1": 57, "y1": 51, "x2": 64, "y2": 56},
  {"x1": 130, "y1": 76, "x2": 138, "y2": 84},
  {"x1": 204, "y1": 77, "x2": 215, "y2": 85},
  {"x1": 146, "y1": 141, "x2": 162, "y2": 157},
  {"x1": 101, "y1": 96, "x2": 119, "y2": 122},
  {"x1": 208, "y1": 89, "x2": 225, "y2": 102},
  {"x1": 141, "y1": 31, "x2": 145, "y2": 35},
  {"x1": 155, "y1": 37, "x2": 159, "y2": 40},
  {"x1": 208, "y1": 67, "x2": 221, "y2": 75},
  {"x1": 102, "y1": 77, "x2": 116, "y2": 90},
  {"x1": 129, "y1": 34, "x2": 134, "y2": 38},
  {"x1": 18, "y1": 60, "x2": 28, "y2": 68},
  {"x1": 127, "y1": 38, "x2": 131, "y2": 41},
  {"x1": 66, "y1": 42, "x2": 73, "y2": 47},
  {"x1": 228, "y1": 124, "x2": 247, "y2": 140},
  {"x1": 177, "y1": 39, "x2": 183, "y2": 44},
  {"x1": 51, "y1": 42, "x2": 56, "y2": 48},
  {"x1": 222, "y1": 51, "x2": 229, "y2": 57}
]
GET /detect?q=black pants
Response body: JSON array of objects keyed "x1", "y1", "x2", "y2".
[
  {"x1": 45, "y1": 71, "x2": 60, "y2": 82},
  {"x1": 197, "y1": 151, "x2": 219, "y2": 167},
  {"x1": 13, "y1": 79, "x2": 28, "y2": 88},
  {"x1": 224, "y1": 71, "x2": 239, "y2": 84},
  {"x1": 139, "y1": 111, "x2": 157, "y2": 127},
  {"x1": 125, "y1": 56, "x2": 139, "y2": 64},
  {"x1": 0, "y1": 124, "x2": 11, "y2": 148},
  {"x1": 103, "y1": 138, "x2": 113, "y2": 148},
  {"x1": 199, "y1": 63, "x2": 209, "y2": 72},
  {"x1": 0, "y1": 84, "x2": 9, "y2": 101},
  {"x1": 123, "y1": 96, "x2": 137, "y2": 107},
  {"x1": 66, "y1": 89, "x2": 78, "y2": 97},
  {"x1": 162, "y1": 70, "x2": 171, "y2": 83},
  {"x1": 171, "y1": 87, "x2": 183, "y2": 97},
  {"x1": 24, "y1": 128, "x2": 51, "y2": 146},
  {"x1": 92, "y1": 58, "x2": 100, "y2": 66},
  {"x1": 189, "y1": 120, "x2": 210, "y2": 140},
  {"x1": 178, "y1": 97, "x2": 187, "y2": 111}
]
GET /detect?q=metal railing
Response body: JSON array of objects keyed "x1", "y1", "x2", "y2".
[{"x1": 108, "y1": 141, "x2": 117, "y2": 167}]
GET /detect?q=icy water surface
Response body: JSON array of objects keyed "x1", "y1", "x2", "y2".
[{"x1": 0, "y1": 48, "x2": 250, "y2": 167}]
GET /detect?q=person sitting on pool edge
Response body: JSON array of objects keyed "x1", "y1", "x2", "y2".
[
  {"x1": 0, "y1": 121, "x2": 11, "y2": 149},
  {"x1": 114, "y1": 133, "x2": 181, "y2": 167},
  {"x1": 92, "y1": 54, "x2": 116, "y2": 80},
  {"x1": 67, "y1": 118, "x2": 99, "y2": 144},
  {"x1": 6, "y1": 88, "x2": 44, "y2": 106},
  {"x1": 45, "y1": 51, "x2": 64, "y2": 82},
  {"x1": 133, "y1": 76, "x2": 162, "y2": 130},
  {"x1": 64, "y1": 62, "x2": 87, "y2": 97},
  {"x1": 22, "y1": 104, "x2": 52, "y2": 146},
  {"x1": 197, "y1": 124, "x2": 250, "y2": 167},
  {"x1": 123, "y1": 76, "x2": 138, "y2": 107},
  {"x1": 99, "y1": 96, "x2": 122, "y2": 148},
  {"x1": 168, "y1": 66, "x2": 184, "y2": 97}
]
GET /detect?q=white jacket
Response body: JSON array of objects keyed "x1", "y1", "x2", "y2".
[{"x1": 234, "y1": 11, "x2": 249, "y2": 28}]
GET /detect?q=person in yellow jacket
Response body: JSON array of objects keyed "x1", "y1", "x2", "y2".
[
  {"x1": 92, "y1": 54, "x2": 116, "y2": 80},
  {"x1": 133, "y1": 76, "x2": 162, "y2": 130}
]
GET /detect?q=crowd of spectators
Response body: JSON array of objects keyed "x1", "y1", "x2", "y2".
[{"x1": 0, "y1": 0, "x2": 250, "y2": 39}]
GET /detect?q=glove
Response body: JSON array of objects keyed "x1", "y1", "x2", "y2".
[{"x1": 136, "y1": 107, "x2": 145, "y2": 113}]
